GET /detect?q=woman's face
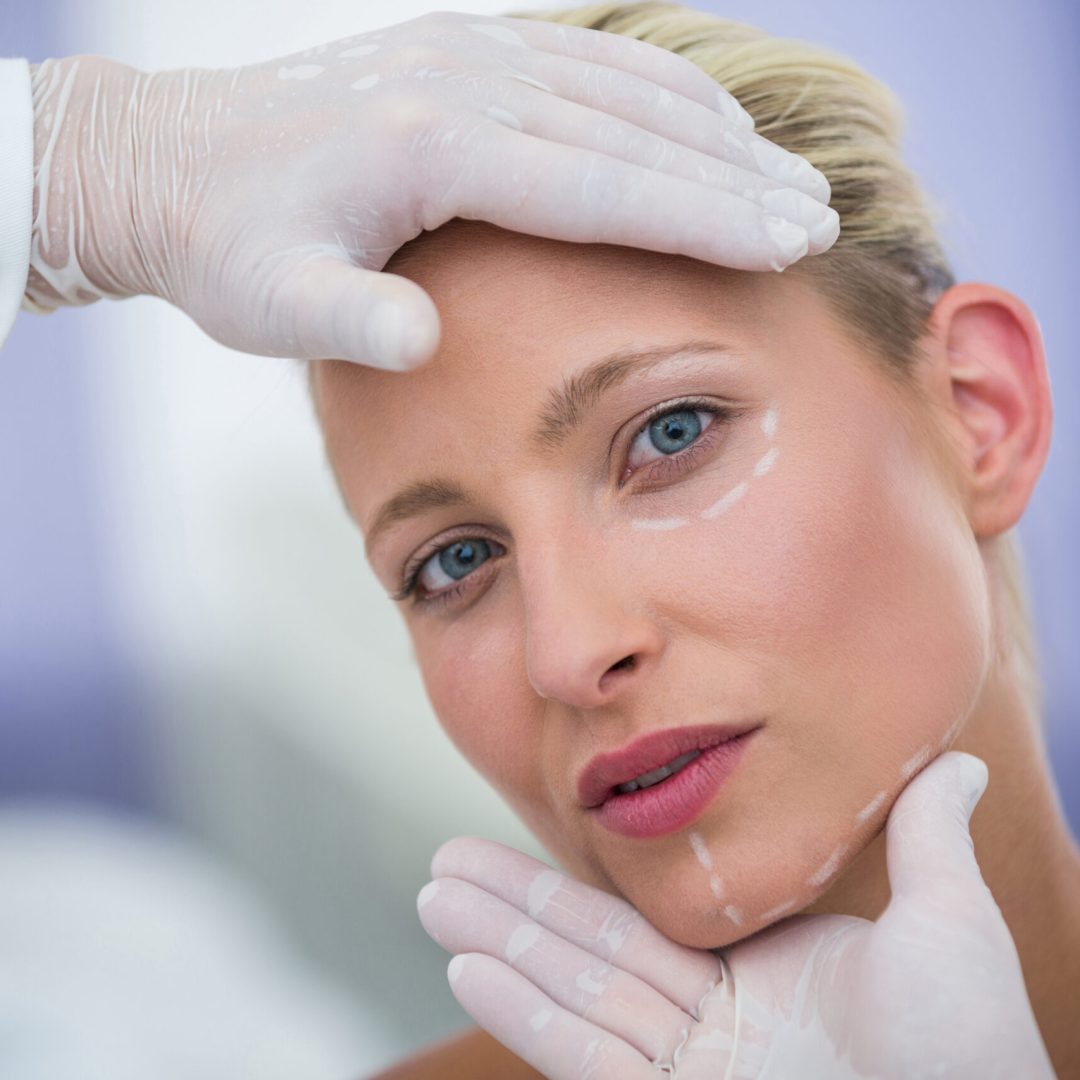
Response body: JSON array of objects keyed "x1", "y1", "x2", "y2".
[{"x1": 312, "y1": 220, "x2": 992, "y2": 948}]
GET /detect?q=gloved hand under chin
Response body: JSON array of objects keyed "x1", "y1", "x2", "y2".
[
  {"x1": 24, "y1": 11, "x2": 837, "y2": 371},
  {"x1": 418, "y1": 752, "x2": 1055, "y2": 1079}
]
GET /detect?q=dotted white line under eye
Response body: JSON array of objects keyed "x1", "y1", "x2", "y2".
[
  {"x1": 632, "y1": 516, "x2": 691, "y2": 531},
  {"x1": 701, "y1": 480, "x2": 748, "y2": 520},
  {"x1": 629, "y1": 402, "x2": 780, "y2": 532}
]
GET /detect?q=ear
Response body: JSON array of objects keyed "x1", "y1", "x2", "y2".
[{"x1": 924, "y1": 283, "x2": 1053, "y2": 538}]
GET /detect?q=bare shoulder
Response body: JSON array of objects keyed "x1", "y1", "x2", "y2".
[{"x1": 370, "y1": 1026, "x2": 544, "y2": 1079}]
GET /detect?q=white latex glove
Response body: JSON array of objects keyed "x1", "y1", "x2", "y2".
[
  {"x1": 26, "y1": 11, "x2": 838, "y2": 371},
  {"x1": 418, "y1": 752, "x2": 1056, "y2": 1079}
]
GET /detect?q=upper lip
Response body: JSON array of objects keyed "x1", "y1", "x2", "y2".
[{"x1": 577, "y1": 721, "x2": 763, "y2": 809}]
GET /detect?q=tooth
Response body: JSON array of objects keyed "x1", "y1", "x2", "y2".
[{"x1": 614, "y1": 749, "x2": 702, "y2": 795}]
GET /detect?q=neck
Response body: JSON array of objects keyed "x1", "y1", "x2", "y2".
[{"x1": 807, "y1": 661, "x2": 1080, "y2": 1078}]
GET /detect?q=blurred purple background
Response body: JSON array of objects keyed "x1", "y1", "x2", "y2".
[{"x1": 1, "y1": 0, "x2": 1077, "y2": 829}]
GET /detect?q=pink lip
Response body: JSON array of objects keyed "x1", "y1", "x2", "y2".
[{"x1": 577, "y1": 721, "x2": 763, "y2": 814}]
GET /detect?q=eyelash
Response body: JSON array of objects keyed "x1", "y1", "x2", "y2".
[{"x1": 393, "y1": 397, "x2": 738, "y2": 610}]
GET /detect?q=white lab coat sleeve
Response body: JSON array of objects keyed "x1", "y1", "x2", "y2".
[{"x1": 0, "y1": 57, "x2": 33, "y2": 350}]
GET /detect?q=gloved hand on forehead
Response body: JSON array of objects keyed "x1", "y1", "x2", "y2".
[
  {"x1": 418, "y1": 752, "x2": 1055, "y2": 1079},
  {"x1": 26, "y1": 10, "x2": 837, "y2": 372}
]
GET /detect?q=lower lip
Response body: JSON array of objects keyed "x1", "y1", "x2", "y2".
[{"x1": 591, "y1": 729, "x2": 759, "y2": 839}]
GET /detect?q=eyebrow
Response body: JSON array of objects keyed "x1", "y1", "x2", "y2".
[{"x1": 363, "y1": 339, "x2": 739, "y2": 559}]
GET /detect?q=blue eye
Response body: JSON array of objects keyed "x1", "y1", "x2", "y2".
[
  {"x1": 626, "y1": 404, "x2": 715, "y2": 474},
  {"x1": 420, "y1": 538, "x2": 494, "y2": 590}
]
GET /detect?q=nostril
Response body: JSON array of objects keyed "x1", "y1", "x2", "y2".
[{"x1": 608, "y1": 654, "x2": 636, "y2": 674}]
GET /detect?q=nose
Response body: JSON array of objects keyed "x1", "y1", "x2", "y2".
[{"x1": 518, "y1": 531, "x2": 664, "y2": 710}]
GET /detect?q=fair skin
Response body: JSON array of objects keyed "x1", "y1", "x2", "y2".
[{"x1": 311, "y1": 219, "x2": 1080, "y2": 1075}]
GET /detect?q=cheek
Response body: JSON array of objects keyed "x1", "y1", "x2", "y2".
[{"x1": 413, "y1": 620, "x2": 543, "y2": 802}]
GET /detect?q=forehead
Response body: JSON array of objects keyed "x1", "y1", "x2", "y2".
[{"x1": 312, "y1": 220, "x2": 822, "y2": 541}]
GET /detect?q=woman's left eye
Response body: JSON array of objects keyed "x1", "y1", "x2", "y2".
[{"x1": 622, "y1": 400, "x2": 727, "y2": 484}]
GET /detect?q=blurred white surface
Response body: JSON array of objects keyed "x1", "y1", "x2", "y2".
[{"x1": 0, "y1": 803, "x2": 393, "y2": 1079}]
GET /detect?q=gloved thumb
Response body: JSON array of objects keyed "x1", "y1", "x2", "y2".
[
  {"x1": 883, "y1": 750, "x2": 991, "y2": 907},
  {"x1": 272, "y1": 256, "x2": 441, "y2": 370}
]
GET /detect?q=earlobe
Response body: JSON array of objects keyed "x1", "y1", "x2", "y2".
[{"x1": 929, "y1": 283, "x2": 1052, "y2": 538}]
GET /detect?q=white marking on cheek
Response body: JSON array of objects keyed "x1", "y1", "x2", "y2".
[
  {"x1": 485, "y1": 104, "x2": 523, "y2": 130},
  {"x1": 900, "y1": 742, "x2": 933, "y2": 782},
  {"x1": 701, "y1": 480, "x2": 748, "y2": 520},
  {"x1": 526, "y1": 869, "x2": 563, "y2": 919},
  {"x1": 338, "y1": 44, "x2": 379, "y2": 58},
  {"x1": 723, "y1": 904, "x2": 744, "y2": 926},
  {"x1": 807, "y1": 842, "x2": 848, "y2": 887},
  {"x1": 855, "y1": 789, "x2": 887, "y2": 826},
  {"x1": 351, "y1": 74, "x2": 380, "y2": 92},
  {"x1": 448, "y1": 955, "x2": 466, "y2": 983},
  {"x1": 631, "y1": 516, "x2": 690, "y2": 531},
  {"x1": 688, "y1": 831, "x2": 713, "y2": 870},
  {"x1": 709, "y1": 874, "x2": 726, "y2": 901},
  {"x1": 506, "y1": 923, "x2": 541, "y2": 964},
  {"x1": 575, "y1": 968, "x2": 607, "y2": 995},
  {"x1": 761, "y1": 406, "x2": 779, "y2": 438},
  {"x1": 529, "y1": 1008, "x2": 553, "y2": 1032},
  {"x1": 467, "y1": 22, "x2": 526, "y2": 46},
  {"x1": 277, "y1": 64, "x2": 324, "y2": 80},
  {"x1": 753, "y1": 446, "x2": 779, "y2": 476},
  {"x1": 417, "y1": 881, "x2": 439, "y2": 908},
  {"x1": 760, "y1": 897, "x2": 798, "y2": 921}
]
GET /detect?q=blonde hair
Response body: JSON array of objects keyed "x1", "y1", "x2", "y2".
[{"x1": 494, "y1": 1, "x2": 1043, "y2": 722}]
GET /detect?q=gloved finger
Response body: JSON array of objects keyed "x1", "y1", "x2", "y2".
[
  {"x1": 496, "y1": 50, "x2": 829, "y2": 204},
  {"x1": 445, "y1": 951, "x2": 656, "y2": 1080},
  {"x1": 429, "y1": 121, "x2": 811, "y2": 272},
  {"x1": 473, "y1": 82, "x2": 837, "y2": 249},
  {"x1": 419, "y1": 876, "x2": 694, "y2": 1064},
  {"x1": 431, "y1": 838, "x2": 721, "y2": 1013},
  {"x1": 477, "y1": 13, "x2": 756, "y2": 133},
  {"x1": 883, "y1": 750, "x2": 993, "y2": 908},
  {"x1": 265, "y1": 255, "x2": 440, "y2": 369}
]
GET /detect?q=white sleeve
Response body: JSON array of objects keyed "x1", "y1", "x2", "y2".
[{"x1": 0, "y1": 58, "x2": 33, "y2": 350}]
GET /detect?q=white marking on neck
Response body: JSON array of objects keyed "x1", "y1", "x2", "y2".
[
  {"x1": 807, "y1": 842, "x2": 848, "y2": 887},
  {"x1": 899, "y1": 742, "x2": 933, "y2": 782},
  {"x1": 855, "y1": 790, "x2": 887, "y2": 826},
  {"x1": 760, "y1": 897, "x2": 798, "y2": 921},
  {"x1": 689, "y1": 831, "x2": 713, "y2": 870}
]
